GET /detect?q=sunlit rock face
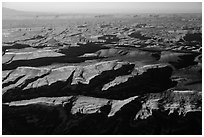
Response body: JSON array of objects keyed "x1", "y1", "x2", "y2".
[
  {"x1": 3, "y1": 90, "x2": 201, "y2": 135},
  {"x1": 2, "y1": 61, "x2": 174, "y2": 102}
]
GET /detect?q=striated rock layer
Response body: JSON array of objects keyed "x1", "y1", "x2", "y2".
[
  {"x1": 2, "y1": 60, "x2": 174, "y2": 102},
  {"x1": 3, "y1": 90, "x2": 201, "y2": 135},
  {"x1": 2, "y1": 59, "x2": 201, "y2": 135}
]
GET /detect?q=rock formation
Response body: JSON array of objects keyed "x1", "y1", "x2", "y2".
[{"x1": 2, "y1": 11, "x2": 202, "y2": 135}]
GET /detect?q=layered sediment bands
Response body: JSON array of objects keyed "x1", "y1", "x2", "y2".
[
  {"x1": 81, "y1": 48, "x2": 161, "y2": 63},
  {"x1": 2, "y1": 43, "x2": 31, "y2": 52},
  {"x1": 3, "y1": 90, "x2": 201, "y2": 135},
  {"x1": 2, "y1": 60, "x2": 174, "y2": 102},
  {"x1": 2, "y1": 50, "x2": 65, "y2": 70},
  {"x1": 2, "y1": 42, "x2": 108, "y2": 70},
  {"x1": 95, "y1": 48, "x2": 159, "y2": 62}
]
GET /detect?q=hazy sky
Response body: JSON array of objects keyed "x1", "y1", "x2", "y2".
[{"x1": 3, "y1": 2, "x2": 202, "y2": 14}]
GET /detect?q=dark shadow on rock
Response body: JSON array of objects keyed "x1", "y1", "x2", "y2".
[
  {"x1": 2, "y1": 56, "x2": 105, "y2": 71},
  {"x1": 2, "y1": 64, "x2": 176, "y2": 102},
  {"x1": 3, "y1": 43, "x2": 31, "y2": 52},
  {"x1": 57, "y1": 42, "x2": 109, "y2": 57}
]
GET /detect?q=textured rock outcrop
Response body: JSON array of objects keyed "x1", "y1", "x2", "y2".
[
  {"x1": 2, "y1": 49, "x2": 66, "y2": 70},
  {"x1": 2, "y1": 41, "x2": 109, "y2": 70},
  {"x1": 3, "y1": 90, "x2": 201, "y2": 135},
  {"x1": 2, "y1": 60, "x2": 174, "y2": 102}
]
